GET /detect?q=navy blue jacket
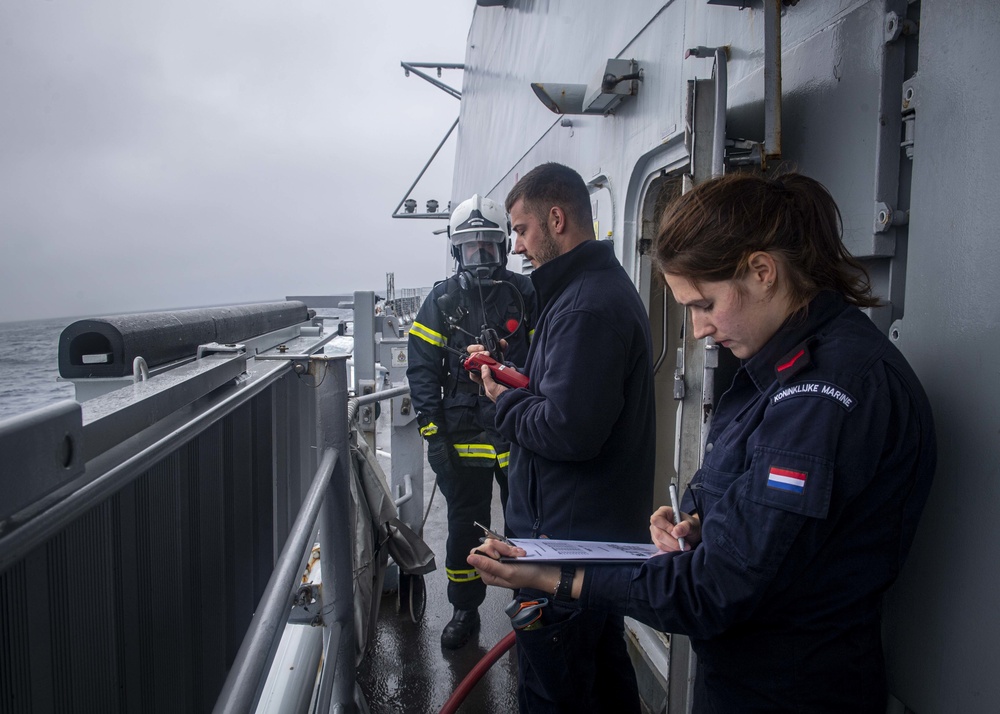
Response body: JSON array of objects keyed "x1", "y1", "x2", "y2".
[
  {"x1": 583, "y1": 291, "x2": 936, "y2": 712},
  {"x1": 496, "y1": 240, "x2": 655, "y2": 542}
]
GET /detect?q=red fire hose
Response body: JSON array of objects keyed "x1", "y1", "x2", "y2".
[{"x1": 438, "y1": 630, "x2": 517, "y2": 714}]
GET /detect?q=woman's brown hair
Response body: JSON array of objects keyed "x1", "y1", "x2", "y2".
[{"x1": 653, "y1": 173, "x2": 879, "y2": 309}]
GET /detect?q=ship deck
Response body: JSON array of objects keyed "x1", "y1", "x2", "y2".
[{"x1": 358, "y1": 425, "x2": 519, "y2": 713}]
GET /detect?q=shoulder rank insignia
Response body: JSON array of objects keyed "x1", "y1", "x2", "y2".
[{"x1": 774, "y1": 340, "x2": 811, "y2": 385}]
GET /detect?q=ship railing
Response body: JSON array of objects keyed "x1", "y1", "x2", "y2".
[
  {"x1": 0, "y1": 297, "x2": 419, "y2": 713},
  {"x1": 214, "y1": 446, "x2": 343, "y2": 714}
]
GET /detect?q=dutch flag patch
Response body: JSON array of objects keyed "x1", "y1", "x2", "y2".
[{"x1": 767, "y1": 466, "x2": 807, "y2": 494}]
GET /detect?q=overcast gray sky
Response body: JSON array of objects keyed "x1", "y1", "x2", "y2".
[{"x1": 0, "y1": 1, "x2": 472, "y2": 323}]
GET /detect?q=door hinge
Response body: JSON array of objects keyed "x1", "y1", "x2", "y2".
[{"x1": 900, "y1": 74, "x2": 918, "y2": 160}]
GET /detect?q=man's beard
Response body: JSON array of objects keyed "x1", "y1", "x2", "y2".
[{"x1": 533, "y1": 221, "x2": 562, "y2": 266}]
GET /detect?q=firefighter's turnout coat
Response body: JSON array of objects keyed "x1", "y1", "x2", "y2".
[
  {"x1": 406, "y1": 271, "x2": 534, "y2": 607},
  {"x1": 407, "y1": 272, "x2": 535, "y2": 469}
]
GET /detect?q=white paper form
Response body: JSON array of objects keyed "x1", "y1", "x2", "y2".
[{"x1": 504, "y1": 538, "x2": 660, "y2": 563}]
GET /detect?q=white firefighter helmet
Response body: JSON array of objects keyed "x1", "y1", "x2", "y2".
[{"x1": 449, "y1": 194, "x2": 510, "y2": 274}]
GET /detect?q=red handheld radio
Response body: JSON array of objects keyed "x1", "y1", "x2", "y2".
[{"x1": 463, "y1": 352, "x2": 530, "y2": 389}]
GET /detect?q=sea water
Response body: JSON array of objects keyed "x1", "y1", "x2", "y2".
[{"x1": 0, "y1": 316, "x2": 76, "y2": 421}]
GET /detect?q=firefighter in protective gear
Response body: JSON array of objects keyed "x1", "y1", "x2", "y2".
[{"x1": 406, "y1": 194, "x2": 536, "y2": 649}]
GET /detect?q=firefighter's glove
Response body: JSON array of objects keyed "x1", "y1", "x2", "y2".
[{"x1": 426, "y1": 435, "x2": 457, "y2": 480}]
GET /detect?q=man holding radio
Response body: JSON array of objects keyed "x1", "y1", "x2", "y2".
[
  {"x1": 406, "y1": 194, "x2": 535, "y2": 649},
  {"x1": 473, "y1": 163, "x2": 656, "y2": 713}
]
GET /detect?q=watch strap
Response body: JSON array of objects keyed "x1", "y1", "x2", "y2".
[{"x1": 554, "y1": 565, "x2": 576, "y2": 602}]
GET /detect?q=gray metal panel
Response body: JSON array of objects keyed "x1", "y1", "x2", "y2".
[
  {"x1": 0, "y1": 400, "x2": 84, "y2": 524},
  {"x1": 0, "y1": 362, "x2": 320, "y2": 712},
  {"x1": 459, "y1": 1, "x2": 910, "y2": 273},
  {"x1": 459, "y1": 0, "x2": 688, "y2": 282},
  {"x1": 79, "y1": 352, "x2": 249, "y2": 462},
  {"x1": 881, "y1": 1, "x2": 1000, "y2": 711},
  {"x1": 459, "y1": 0, "x2": 668, "y2": 193},
  {"x1": 191, "y1": 424, "x2": 232, "y2": 706},
  {"x1": 726, "y1": 0, "x2": 905, "y2": 259}
]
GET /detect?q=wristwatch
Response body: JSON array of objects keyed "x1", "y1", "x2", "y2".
[{"x1": 554, "y1": 565, "x2": 576, "y2": 602}]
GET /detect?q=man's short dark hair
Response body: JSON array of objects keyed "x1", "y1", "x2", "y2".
[{"x1": 505, "y1": 163, "x2": 593, "y2": 231}]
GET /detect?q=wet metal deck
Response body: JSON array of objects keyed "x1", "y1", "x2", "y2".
[{"x1": 358, "y1": 432, "x2": 519, "y2": 713}]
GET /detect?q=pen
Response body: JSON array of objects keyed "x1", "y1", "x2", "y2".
[
  {"x1": 668, "y1": 483, "x2": 687, "y2": 552},
  {"x1": 475, "y1": 521, "x2": 512, "y2": 545}
]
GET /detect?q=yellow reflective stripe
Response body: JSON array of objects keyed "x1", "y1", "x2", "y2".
[
  {"x1": 446, "y1": 567, "x2": 482, "y2": 583},
  {"x1": 528, "y1": 328, "x2": 535, "y2": 341},
  {"x1": 453, "y1": 443, "x2": 498, "y2": 460},
  {"x1": 497, "y1": 451, "x2": 509, "y2": 469},
  {"x1": 420, "y1": 423, "x2": 440, "y2": 437},
  {"x1": 410, "y1": 320, "x2": 446, "y2": 347}
]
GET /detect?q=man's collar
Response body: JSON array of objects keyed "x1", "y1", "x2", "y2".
[{"x1": 531, "y1": 240, "x2": 614, "y2": 308}]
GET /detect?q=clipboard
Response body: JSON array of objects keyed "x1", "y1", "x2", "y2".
[{"x1": 499, "y1": 538, "x2": 660, "y2": 564}]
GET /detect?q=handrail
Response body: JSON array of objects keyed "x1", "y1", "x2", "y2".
[
  {"x1": 353, "y1": 385, "x2": 410, "y2": 406},
  {"x1": 213, "y1": 448, "x2": 340, "y2": 714},
  {"x1": 394, "y1": 473, "x2": 414, "y2": 507},
  {"x1": 347, "y1": 384, "x2": 410, "y2": 423}
]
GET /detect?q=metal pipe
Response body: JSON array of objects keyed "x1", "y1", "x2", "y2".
[
  {"x1": 132, "y1": 356, "x2": 149, "y2": 382},
  {"x1": 653, "y1": 289, "x2": 669, "y2": 375},
  {"x1": 347, "y1": 385, "x2": 410, "y2": 423},
  {"x1": 354, "y1": 384, "x2": 409, "y2": 407},
  {"x1": 394, "y1": 473, "x2": 414, "y2": 507},
  {"x1": 684, "y1": 46, "x2": 727, "y2": 177},
  {"x1": 712, "y1": 48, "x2": 727, "y2": 177},
  {"x1": 256, "y1": 354, "x2": 352, "y2": 362},
  {"x1": 392, "y1": 117, "x2": 460, "y2": 219},
  {"x1": 402, "y1": 61, "x2": 465, "y2": 70},
  {"x1": 700, "y1": 339, "x2": 719, "y2": 468},
  {"x1": 312, "y1": 355, "x2": 356, "y2": 710},
  {"x1": 702, "y1": 47, "x2": 727, "y2": 460},
  {"x1": 0, "y1": 360, "x2": 292, "y2": 575},
  {"x1": 764, "y1": 0, "x2": 782, "y2": 160},
  {"x1": 213, "y1": 448, "x2": 340, "y2": 714},
  {"x1": 400, "y1": 62, "x2": 463, "y2": 100}
]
